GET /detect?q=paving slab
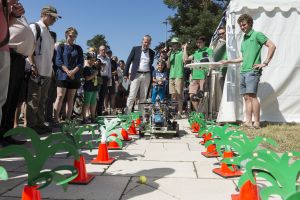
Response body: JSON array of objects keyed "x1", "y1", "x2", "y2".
[
  {"x1": 121, "y1": 177, "x2": 236, "y2": 200},
  {"x1": 108, "y1": 149, "x2": 146, "y2": 161},
  {"x1": 105, "y1": 160, "x2": 197, "y2": 178},
  {"x1": 125, "y1": 139, "x2": 151, "y2": 150},
  {"x1": 188, "y1": 143, "x2": 207, "y2": 151},
  {"x1": 142, "y1": 150, "x2": 218, "y2": 163},
  {"x1": 0, "y1": 172, "x2": 26, "y2": 195},
  {"x1": 0, "y1": 197, "x2": 19, "y2": 200},
  {"x1": 15, "y1": 157, "x2": 107, "y2": 175},
  {"x1": 163, "y1": 143, "x2": 189, "y2": 151},
  {"x1": 0, "y1": 157, "x2": 26, "y2": 172},
  {"x1": 4, "y1": 175, "x2": 130, "y2": 200},
  {"x1": 194, "y1": 161, "x2": 226, "y2": 179}
]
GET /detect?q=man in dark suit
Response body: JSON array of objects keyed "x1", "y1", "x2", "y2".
[{"x1": 123, "y1": 35, "x2": 155, "y2": 114}]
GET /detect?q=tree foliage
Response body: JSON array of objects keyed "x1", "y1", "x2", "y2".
[
  {"x1": 163, "y1": 0, "x2": 225, "y2": 49},
  {"x1": 86, "y1": 34, "x2": 110, "y2": 50}
]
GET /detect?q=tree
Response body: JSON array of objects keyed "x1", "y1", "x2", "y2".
[
  {"x1": 162, "y1": 0, "x2": 226, "y2": 52},
  {"x1": 86, "y1": 34, "x2": 110, "y2": 50}
]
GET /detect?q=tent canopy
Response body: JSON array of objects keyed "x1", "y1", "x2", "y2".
[
  {"x1": 217, "y1": 0, "x2": 300, "y2": 123},
  {"x1": 229, "y1": 0, "x2": 300, "y2": 12}
]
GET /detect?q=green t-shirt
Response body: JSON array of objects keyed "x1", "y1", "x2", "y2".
[
  {"x1": 169, "y1": 50, "x2": 184, "y2": 79},
  {"x1": 192, "y1": 47, "x2": 213, "y2": 80},
  {"x1": 241, "y1": 29, "x2": 268, "y2": 73}
]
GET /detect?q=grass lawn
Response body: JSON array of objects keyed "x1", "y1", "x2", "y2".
[{"x1": 241, "y1": 123, "x2": 300, "y2": 152}]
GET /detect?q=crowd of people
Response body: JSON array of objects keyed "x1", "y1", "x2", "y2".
[{"x1": 0, "y1": 1, "x2": 276, "y2": 146}]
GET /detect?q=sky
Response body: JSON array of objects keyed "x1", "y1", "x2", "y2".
[{"x1": 21, "y1": 0, "x2": 176, "y2": 61}]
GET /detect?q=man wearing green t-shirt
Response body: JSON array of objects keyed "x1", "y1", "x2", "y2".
[
  {"x1": 222, "y1": 14, "x2": 276, "y2": 129},
  {"x1": 167, "y1": 37, "x2": 185, "y2": 118},
  {"x1": 184, "y1": 36, "x2": 213, "y2": 111}
]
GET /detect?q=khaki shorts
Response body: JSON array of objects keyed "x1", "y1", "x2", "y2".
[
  {"x1": 189, "y1": 79, "x2": 203, "y2": 94},
  {"x1": 169, "y1": 78, "x2": 184, "y2": 95}
]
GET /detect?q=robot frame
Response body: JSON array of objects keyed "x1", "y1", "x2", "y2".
[{"x1": 139, "y1": 99, "x2": 179, "y2": 138}]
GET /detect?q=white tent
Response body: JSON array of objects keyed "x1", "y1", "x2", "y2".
[{"x1": 217, "y1": 0, "x2": 300, "y2": 123}]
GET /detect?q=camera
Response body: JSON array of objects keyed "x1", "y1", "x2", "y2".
[
  {"x1": 95, "y1": 59, "x2": 104, "y2": 70},
  {"x1": 30, "y1": 74, "x2": 41, "y2": 84}
]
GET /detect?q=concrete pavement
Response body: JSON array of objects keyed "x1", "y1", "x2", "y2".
[{"x1": 0, "y1": 119, "x2": 278, "y2": 200}]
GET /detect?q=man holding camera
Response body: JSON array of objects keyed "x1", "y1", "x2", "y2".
[
  {"x1": 184, "y1": 36, "x2": 213, "y2": 112},
  {"x1": 26, "y1": 6, "x2": 60, "y2": 134},
  {"x1": 96, "y1": 45, "x2": 112, "y2": 116}
]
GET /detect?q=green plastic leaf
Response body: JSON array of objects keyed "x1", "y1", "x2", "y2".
[
  {"x1": 30, "y1": 171, "x2": 53, "y2": 189},
  {"x1": 237, "y1": 172, "x2": 256, "y2": 189},
  {"x1": 286, "y1": 191, "x2": 300, "y2": 200},
  {"x1": 107, "y1": 136, "x2": 123, "y2": 148},
  {"x1": 51, "y1": 165, "x2": 78, "y2": 191},
  {"x1": 256, "y1": 172, "x2": 278, "y2": 188},
  {"x1": 0, "y1": 166, "x2": 8, "y2": 180}
]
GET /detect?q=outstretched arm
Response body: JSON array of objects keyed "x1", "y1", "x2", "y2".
[{"x1": 221, "y1": 57, "x2": 243, "y2": 65}]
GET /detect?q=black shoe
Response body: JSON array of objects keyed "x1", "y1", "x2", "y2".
[
  {"x1": 38, "y1": 125, "x2": 52, "y2": 132},
  {"x1": 81, "y1": 119, "x2": 89, "y2": 125},
  {"x1": 1, "y1": 136, "x2": 26, "y2": 146},
  {"x1": 30, "y1": 126, "x2": 49, "y2": 135},
  {"x1": 50, "y1": 121, "x2": 60, "y2": 128}
]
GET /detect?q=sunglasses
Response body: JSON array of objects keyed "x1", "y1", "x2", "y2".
[
  {"x1": 68, "y1": 35, "x2": 77, "y2": 38},
  {"x1": 218, "y1": 32, "x2": 225, "y2": 36},
  {"x1": 48, "y1": 14, "x2": 57, "y2": 21}
]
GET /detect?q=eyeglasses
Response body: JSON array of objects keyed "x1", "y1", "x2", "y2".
[
  {"x1": 68, "y1": 35, "x2": 77, "y2": 38},
  {"x1": 48, "y1": 14, "x2": 57, "y2": 21},
  {"x1": 218, "y1": 32, "x2": 225, "y2": 36}
]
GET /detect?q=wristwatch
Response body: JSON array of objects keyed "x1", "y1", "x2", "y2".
[{"x1": 263, "y1": 62, "x2": 268, "y2": 66}]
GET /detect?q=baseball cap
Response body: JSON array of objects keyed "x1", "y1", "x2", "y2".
[
  {"x1": 170, "y1": 37, "x2": 180, "y2": 43},
  {"x1": 42, "y1": 5, "x2": 61, "y2": 19}
]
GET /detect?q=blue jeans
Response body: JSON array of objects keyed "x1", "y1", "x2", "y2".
[{"x1": 152, "y1": 85, "x2": 165, "y2": 103}]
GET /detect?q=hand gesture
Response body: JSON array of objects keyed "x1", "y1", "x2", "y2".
[
  {"x1": 11, "y1": 2, "x2": 25, "y2": 17},
  {"x1": 253, "y1": 63, "x2": 267, "y2": 69}
]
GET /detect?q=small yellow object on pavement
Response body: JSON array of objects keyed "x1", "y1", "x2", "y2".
[{"x1": 139, "y1": 175, "x2": 147, "y2": 184}]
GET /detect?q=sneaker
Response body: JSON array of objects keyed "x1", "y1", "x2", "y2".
[
  {"x1": 241, "y1": 122, "x2": 253, "y2": 128},
  {"x1": 253, "y1": 122, "x2": 261, "y2": 129}
]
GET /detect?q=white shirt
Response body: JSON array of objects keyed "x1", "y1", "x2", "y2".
[
  {"x1": 30, "y1": 20, "x2": 54, "y2": 77},
  {"x1": 97, "y1": 55, "x2": 112, "y2": 78},
  {"x1": 138, "y1": 49, "x2": 150, "y2": 72},
  {"x1": 9, "y1": 16, "x2": 35, "y2": 56}
]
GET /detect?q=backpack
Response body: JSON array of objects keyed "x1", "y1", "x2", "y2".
[
  {"x1": 31, "y1": 22, "x2": 42, "y2": 55},
  {"x1": 0, "y1": 0, "x2": 9, "y2": 47}
]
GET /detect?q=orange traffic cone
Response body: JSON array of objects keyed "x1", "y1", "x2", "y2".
[
  {"x1": 231, "y1": 180, "x2": 261, "y2": 200},
  {"x1": 191, "y1": 122, "x2": 200, "y2": 133},
  {"x1": 136, "y1": 118, "x2": 141, "y2": 126},
  {"x1": 128, "y1": 120, "x2": 137, "y2": 135},
  {"x1": 201, "y1": 144, "x2": 219, "y2": 158},
  {"x1": 121, "y1": 128, "x2": 132, "y2": 141},
  {"x1": 200, "y1": 132, "x2": 212, "y2": 145},
  {"x1": 22, "y1": 185, "x2": 41, "y2": 200},
  {"x1": 91, "y1": 143, "x2": 115, "y2": 165},
  {"x1": 70, "y1": 155, "x2": 95, "y2": 185},
  {"x1": 107, "y1": 141, "x2": 122, "y2": 150},
  {"x1": 213, "y1": 151, "x2": 242, "y2": 178}
]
